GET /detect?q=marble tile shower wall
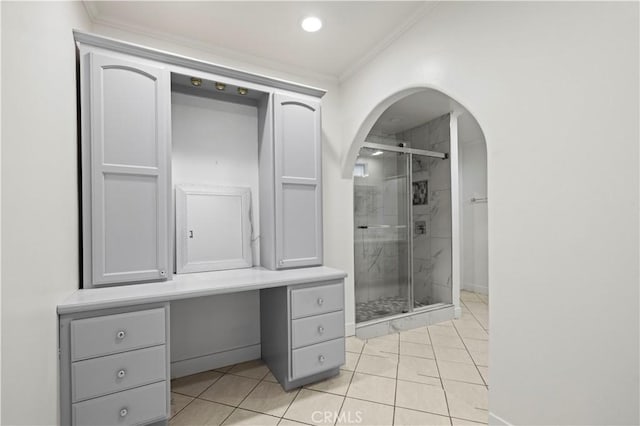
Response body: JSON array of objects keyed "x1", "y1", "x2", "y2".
[
  {"x1": 354, "y1": 154, "x2": 409, "y2": 306},
  {"x1": 397, "y1": 113, "x2": 452, "y2": 305}
]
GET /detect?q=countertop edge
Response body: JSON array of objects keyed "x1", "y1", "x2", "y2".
[{"x1": 58, "y1": 268, "x2": 347, "y2": 315}]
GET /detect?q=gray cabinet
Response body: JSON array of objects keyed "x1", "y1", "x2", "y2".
[
  {"x1": 79, "y1": 36, "x2": 325, "y2": 284},
  {"x1": 261, "y1": 280, "x2": 345, "y2": 390},
  {"x1": 271, "y1": 94, "x2": 323, "y2": 269},
  {"x1": 82, "y1": 51, "x2": 171, "y2": 287},
  {"x1": 59, "y1": 304, "x2": 170, "y2": 426}
]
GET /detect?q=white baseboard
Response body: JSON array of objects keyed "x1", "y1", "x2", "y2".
[
  {"x1": 171, "y1": 344, "x2": 261, "y2": 378},
  {"x1": 345, "y1": 322, "x2": 356, "y2": 337},
  {"x1": 489, "y1": 412, "x2": 513, "y2": 426},
  {"x1": 462, "y1": 282, "x2": 489, "y2": 295}
]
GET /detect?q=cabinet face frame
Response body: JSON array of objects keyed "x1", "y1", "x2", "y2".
[{"x1": 82, "y1": 49, "x2": 171, "y2": 287}]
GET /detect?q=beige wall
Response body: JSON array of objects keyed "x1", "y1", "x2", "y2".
[
  {"x1": 340, "y1": 2, "x2": 639, "y2": 424},
  {"x1": 1, "y1": 1, "x2": 92, "y2": 424}
]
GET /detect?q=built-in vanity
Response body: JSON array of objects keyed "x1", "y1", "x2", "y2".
[{"x1": 58, "y1": 31, "x2": 346, "y2": 426}]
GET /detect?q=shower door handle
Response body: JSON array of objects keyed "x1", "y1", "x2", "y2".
[{"x1": 357, "y1": 225, "x2": 406, "y2": 229}]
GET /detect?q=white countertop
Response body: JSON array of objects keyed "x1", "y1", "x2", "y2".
[{"x1": 58, "y1": 266, "x2": 347, "y2": 315}]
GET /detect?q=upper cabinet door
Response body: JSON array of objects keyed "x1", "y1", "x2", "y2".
[
  {"x1": 89, "y1": 52, "x2": 170, "y2": 286},
  {"x1": 273, "y1": 94, "x2": 323, "y2": 268}
]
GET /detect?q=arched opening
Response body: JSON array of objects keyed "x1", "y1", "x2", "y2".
[{"x1": 346, "y1": 88, "x2": 488, "y2": 338}]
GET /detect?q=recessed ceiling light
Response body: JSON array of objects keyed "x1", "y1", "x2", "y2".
[
  {"x1": 301, "y1": 16, "x2": 322, "y2": 33},
  {"x1": 371, "y1": 150, "x2": 384, "y2": 156}
]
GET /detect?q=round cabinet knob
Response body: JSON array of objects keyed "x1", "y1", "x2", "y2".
[
  {"x1": 119, "y1": 408, "x2": 128, "y2": 418},
  {"x1": 317, "y1": 298, "x2": 324, "y2": 306},
  {"x1": 317, "y1": 326, "x2": 325, "y2": 334},
  {"x1": 117, "y1": 369, "x2": 126, "y2": 379},
  {"x1": 116, "y1": 330, "x2": 126, "y2": 340},
  {"x1": 318, "y1": 355, "x2": 326, "y2": 363}
]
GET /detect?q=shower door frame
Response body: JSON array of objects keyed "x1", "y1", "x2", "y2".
[{"x1": 359, "y1": 141, "x2": 448, "y2": 319}]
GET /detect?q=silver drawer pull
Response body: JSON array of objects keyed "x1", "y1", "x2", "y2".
[
  {"x1": 117, "y1": 369, "x2": 126, "y2": 379},
  {"x1": 317, "y1": 326, "x2": 325, "y2": 334},
  {"x1": 116, "y1": 330, "x2": 126, "y2": 340},
  {"x1": 119, "y1": 408, "x2": 128, "y2": 417},
  {"x1": 318, "y1": 355, "x2": 326, "y2": 363},
  {"x1": 317, "y1": 298, "x2": 324, "y2": 306}
]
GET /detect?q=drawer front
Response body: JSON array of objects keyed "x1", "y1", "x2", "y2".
[
  {"x1": 291, "y1": 311, "x2": 344, "y2": 349},
  {"x1": 72, "y1": 381, "x2": 167, "y2": 426},
  {"x1": 290, "y1": 282, "x2": 343, "y2": 319},
  {"x1": 72, "y1": 345, "x2": 166, "y2": 403},
  {"x1": 291, "y1": 338, "x2": 345, "y2": 380},
  {"x1": 71, "y1": 308, "x2": 166, "y2": 361}
]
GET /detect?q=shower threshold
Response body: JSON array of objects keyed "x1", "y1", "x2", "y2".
[{"x1": 355, "y1": 303, "x2": 455, "y2": 340}]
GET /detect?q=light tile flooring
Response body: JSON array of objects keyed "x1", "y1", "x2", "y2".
[{"x1": 170, "y1": 291, "x2": 489, "y2": 426}]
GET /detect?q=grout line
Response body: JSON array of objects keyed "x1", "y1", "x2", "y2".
[
  {"x1": 451, "y1": 416, "x2": 486, "y2": 425},
  {"x1": 334, "y1": 338, "x2": 365, "y2": 425},
  {"x1": 227, "y1": 371, "x2": 265, "y2": 407},
  {"x1": 343, "y1": 392, "x2": 457, "y2": 420},
  {"x1": 427, "y1": 327, "x2": 452, "y2": 424},
  {"x1": 281, "y1": 387, "x2": 305, "y2": 423},
  {"x1": 279, "y1": 417, "x2": 313, "y2": 426},
  {"x1": 223, "y1": 406, "x2": 282, "y2": 423},
  {"x1": 169, "y1": 370, "x2": 226, "y2": 400},
  {"x1": 458, "y1": 299, "x2": 489, "y2": 333},
  {"x1": 453, "y1": 300, "x2": 489, "y2": 389},
  {"x1": 169, "y1": 392, "x2": 197, "y2": 420},
  {"x1": 391, "y1": 333, "x2": 400, "y2": 425},
  {"x1": 395, "y1": 373, "x2": 484, "y2": 388},
  {"x1": 280, "y1": 385, "x2": 302, "y2": 422}
]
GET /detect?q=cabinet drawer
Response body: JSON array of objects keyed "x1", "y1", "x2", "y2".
[
  {"x1": 72, "y1": 345, "x2": 166, "y2": 403},
  {"x1": 72, "y1": 381, "x2": 167, "y2": 426},
  {"x1": 290, "y1": 282, "x2": 343, "y2": 319},
  {"x1": 71, "y1": 308, "x2": 166, "y2": 361},
  {"x1": 291, "y1": 338, "x2": 345, "y2": 380},
  {"x1": 291, "y1": 311, "x2": 344, "y2": 349}
]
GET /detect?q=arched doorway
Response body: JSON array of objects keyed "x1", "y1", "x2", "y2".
[{"x1": 346, "y1": 88, "x2": 488, "y2": 338}]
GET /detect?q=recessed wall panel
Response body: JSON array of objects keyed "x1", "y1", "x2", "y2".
[
  {"x1": 102, "y1": 68, "x2": 158, "y2": 168},
  {"x1": 103, "y1": 174, "x2": 158, "y2": 274},
  {"x1": 282, "y1": 184, "x2": 317, "y2": 260}
]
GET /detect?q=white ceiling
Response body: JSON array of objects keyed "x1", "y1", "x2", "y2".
[{"x1": 86, "y1": 1, "x2": 431, "y2": 81}]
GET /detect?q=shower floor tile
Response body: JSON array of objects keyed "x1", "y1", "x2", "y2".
[{"x1": 356, "y1": 296, "x2": 432, "y2": 323}]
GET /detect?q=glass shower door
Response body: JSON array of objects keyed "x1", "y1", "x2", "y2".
[
  {"x1": 353, "y1": 148, "x2": 411, "y2": 323},
  {"x1": 411, "y1": 153, "x2": 452, "y2": 309}
]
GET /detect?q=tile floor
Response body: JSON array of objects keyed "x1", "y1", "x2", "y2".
[{"x1": 169, "y1": 290, "x2": 489, "y2": 426}]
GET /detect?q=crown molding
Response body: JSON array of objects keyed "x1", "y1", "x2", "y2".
[
  {"x1": 84, "y1": 8, "x2": 339, "y2": 87},
  {"x1": 74, "y1": 30, "x2": 328, "y2": 98},
  {"x1": 338, "y1": 1, "x2": 440, "y2": 83},
  {"x1": 81, "y1": 0, "x2": 99, "y2": 22}
]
